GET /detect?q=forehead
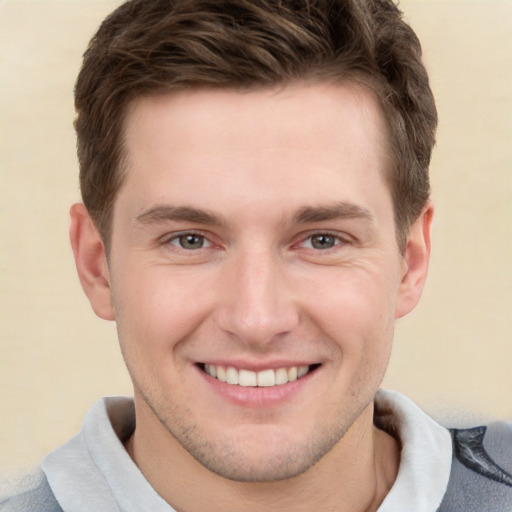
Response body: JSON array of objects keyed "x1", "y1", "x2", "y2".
[
  {"x1": 118, "y1": 82, "x2": 392, "y2": 221},
  {"x1": 123, "y1": 82, "x2": 389, "y2": 152}
]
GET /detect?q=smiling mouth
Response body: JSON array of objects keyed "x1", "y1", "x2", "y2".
[{"x1": 200, "y1": 364, "x2": 320, "y2": 387}]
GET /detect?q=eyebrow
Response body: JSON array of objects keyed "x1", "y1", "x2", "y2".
[
  {"x1": 134, "y1": 201, "x2": 374, "y2": 228},
  {"x1": 135, "y1": 205, "x2": 224, "y2": 226},
  {"x1": 292, "y1": 202, "x2": 374, "y2": 224}
]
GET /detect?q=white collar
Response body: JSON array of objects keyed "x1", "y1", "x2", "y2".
[
  {"x1": 375, "y1": 390, "x2": 452, "y2": 512},
  {"x1": 43, "y1": 396, "x2": 173, "y2": 512},
  {"x1": 43, "y1": 390, "x2": 452, "y2": 512}
]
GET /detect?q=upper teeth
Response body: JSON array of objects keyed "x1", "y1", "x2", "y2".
[{"x1": 204, "y1": 364, "x2": 310, "y2": 387}]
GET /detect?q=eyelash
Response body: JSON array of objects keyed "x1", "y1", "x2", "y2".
[
  {"x1": 297, "y1": 231, "x2": 350, "y2": 251},
  {"x1": 162, "y1": 231, "x2": 212, "y2": 251},
  {"x1": 161, "y1": 230, "x2": 350, "y2": 253}
]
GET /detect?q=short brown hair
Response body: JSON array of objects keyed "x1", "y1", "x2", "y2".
[{"x1": 75, "y1": 0, "x2": 437, "y2": 251}]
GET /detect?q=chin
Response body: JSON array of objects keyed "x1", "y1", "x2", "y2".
[
  {"x1": 189, "y1": 444, "x2": 324, "y2": 483},
  {"x1": 170, "y1": 420, "x2": 350, "y2": 483}
]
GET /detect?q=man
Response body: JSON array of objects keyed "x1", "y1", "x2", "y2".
[{"x1": 2, "y1": 0, "x2": 511, "y2": 511}]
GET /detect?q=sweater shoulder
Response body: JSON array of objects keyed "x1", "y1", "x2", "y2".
[
  {"x1": 0, "y1": 468, "x2": 63, "y2": 512},
  {"x1": 437, "y1": 421, "x2": 512, "y2": 512}
]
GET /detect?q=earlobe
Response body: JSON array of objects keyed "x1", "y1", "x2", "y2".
[
  {"x1": 69, "y1": 203, "x2": 115, "y2": 321},
  {"x1": 395, "y1": 202, "x2": 434, "y2": 319}
]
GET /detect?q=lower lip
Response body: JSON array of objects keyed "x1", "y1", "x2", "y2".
[{"x1": 196, "y1": 366, "x2": 316, "y2": 408}]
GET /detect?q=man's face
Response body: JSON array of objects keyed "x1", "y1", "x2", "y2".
[{"x1": 100, "y1": 83, "x2": 422, "y2": 481}]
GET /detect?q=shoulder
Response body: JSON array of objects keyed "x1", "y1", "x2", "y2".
[
  {"x1": 0, "y1": 468, "x2": 63, "y2": 512},
  {"x1": 437, "y1": 421, "x2": 512, "y2": 512}
]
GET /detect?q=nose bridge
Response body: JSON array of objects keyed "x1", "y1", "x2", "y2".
[{"x1": 217, "y1": 244, "x2": 298, "y2": 346}]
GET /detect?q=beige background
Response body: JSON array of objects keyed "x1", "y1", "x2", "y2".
[{"x1": 0, "y1": 0, "x2": 511, "y2": 475}]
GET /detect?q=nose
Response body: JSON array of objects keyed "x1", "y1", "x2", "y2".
[{"x1": 214, "y1": 247, "x2": 300, "y2": 348}]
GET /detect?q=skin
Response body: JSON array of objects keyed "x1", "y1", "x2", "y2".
[{"x1": 70, "y1": 82, "x2": 433, "y2": 512}]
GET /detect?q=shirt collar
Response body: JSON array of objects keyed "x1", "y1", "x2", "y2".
[{"x1": 43, "y1": 391, "x2": 452, "y2": 512}]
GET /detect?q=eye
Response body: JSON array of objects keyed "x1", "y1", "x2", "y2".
[
  {"x1": 304, "y1": 233, "x2": 340, "y2": 250},
  {"x1": 168, "y1": 233, "x2": 210, "y2": 250}
]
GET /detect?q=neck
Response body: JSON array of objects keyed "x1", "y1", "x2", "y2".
[{"x1": 125, "y1": 403, "x2": 400, "y2": 512}]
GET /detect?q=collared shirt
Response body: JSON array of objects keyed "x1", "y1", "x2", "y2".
[{"x1": 35, "y1": 390, "x2": 453, "y2": 511}]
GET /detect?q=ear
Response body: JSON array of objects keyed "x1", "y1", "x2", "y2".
[
  {"x1": 395, "y1": 202, "x2": 434, "y2": 319},
  {"x1": 69, "y1": 203, "x2": 115, "y2": 321}
]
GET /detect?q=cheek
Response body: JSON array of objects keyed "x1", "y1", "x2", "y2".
[
  {"x1": 111, "y1": 265, "x2": 215, "y2": 358},
  {"x1": 300, "y1": 265, "x2": 398, "y2": 368},
  {"x1": 302, "y1": 264, "x2": 398, "y2": 329}
]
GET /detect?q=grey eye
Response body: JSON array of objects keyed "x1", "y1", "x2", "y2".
[
  {"x1": 177, "y1": 234, "x2": 205, "y2": 249},
  {"x1": 310, "y1": 234, "x2": 336, "y2": 249}
]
